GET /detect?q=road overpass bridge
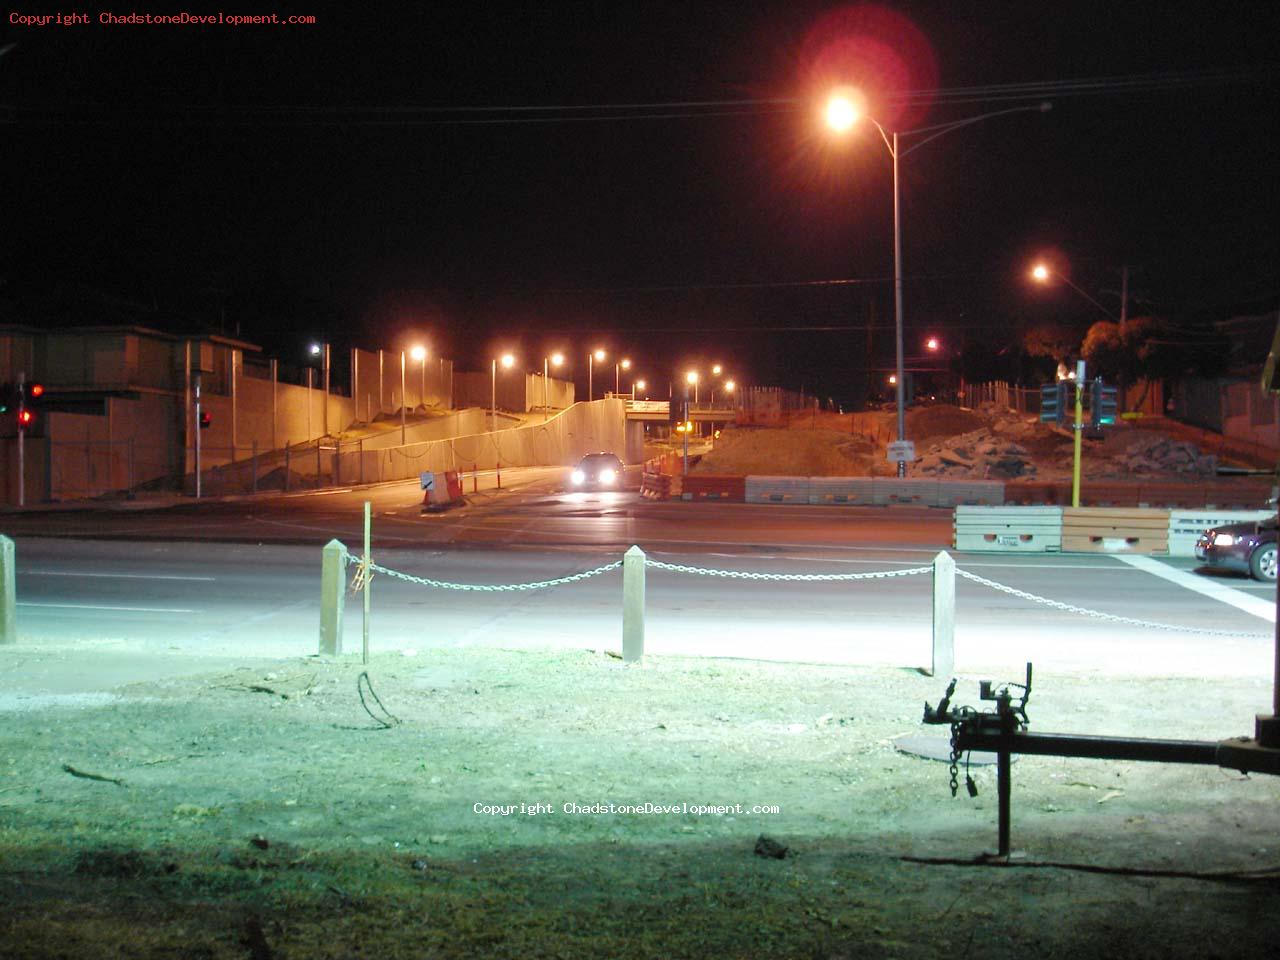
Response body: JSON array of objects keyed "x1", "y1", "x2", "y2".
[{"x1": 623, "y1": 399, "x2": 737, "y2": 423}]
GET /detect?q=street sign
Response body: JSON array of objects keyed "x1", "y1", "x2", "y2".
[
  {"x1": 887, "y1": 440, "x2": 916, "y2": 462},
  {"x1": 419, "y1": 471, "x2": 435, "y2": 491}
]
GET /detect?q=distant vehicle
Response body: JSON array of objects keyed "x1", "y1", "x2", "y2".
[
  {"x1": 1195, "y1": 516, "x2": 1278, "y2": 581},
  {"x1": 570, "y1": 452, "x2": 624, "y2": 490}
]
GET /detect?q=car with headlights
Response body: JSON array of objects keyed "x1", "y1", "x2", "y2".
[
  {"x1": 1194, "y1": 516, "x2": 1278, "y2": 581},
  {"x1": 570, "y1": 452, "x2": 624, "y2": 490}
]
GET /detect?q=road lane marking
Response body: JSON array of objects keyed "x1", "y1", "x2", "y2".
[
  {"x1": 1117, "y1": 555, "x2": 1275, "y2": 622},
  {"x1": 19, "y1": 570, "x2": 216, "y2": 581},
  {"x1": 18, "y1": 602, "x2": 200, "y2": 614}
]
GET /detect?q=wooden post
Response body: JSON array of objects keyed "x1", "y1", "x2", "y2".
[
  {"x1": 319, "y1": 539, "x2": 348, "y2": 656},
  {"x1": 0, "y1": 535, "x2": 16, "y2": 645},
  {"x1": 623, "y1": 545, "x2": 646, "y2": 663},
  {"x1": 362, "y1": 501, "x2": 371, "y2": 666},
  {"x1": 931, "y1": 550, "x2": 955, "y2": 677}
]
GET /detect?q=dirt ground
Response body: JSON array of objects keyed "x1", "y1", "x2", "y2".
[{"x1": 2, "y1": 643, "x2": 1279, "y2": 958}]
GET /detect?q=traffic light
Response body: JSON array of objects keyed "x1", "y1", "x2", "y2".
[
  {"x1": 199, "y1": 410, "x2": 212, "y2": 429},
  {"x1": 1091, "y1": 380, "x2": 1118, "y2": 427},
  {"x1": 14, "y1": 382, "x2": 44, "y2": 432},
  {"x1": 1040, "y1": 382, "x2": 1067, "y2": 424}
]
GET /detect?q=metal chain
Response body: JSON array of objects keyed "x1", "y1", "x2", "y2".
[
  {"x1": 948, "y1": 721, "x2": 961, "y2": 797},
  {"x1": 957, "y1": 568, "x2": 1271, "y2": 638},
  {"x1": 362, "y1": 558, "x2": 622, "y2": 592},
  {"x1": 643, "y1": 559, "x2": 932, "y2": 582}
]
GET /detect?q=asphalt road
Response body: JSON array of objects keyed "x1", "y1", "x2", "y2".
[{"x1": 5, "y1": 467, "x2": 1276, "y2": 681}]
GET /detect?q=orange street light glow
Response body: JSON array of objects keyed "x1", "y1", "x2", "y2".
[
  {"x1": 1031, "y1": 263, "x2": 1051, "y2": 282},
  {"x1": 925, "y1": 337, "x2": 939, "y2": 352},
  {"x1": 686, "y1": 371, "x2": 699, "y2": 385},
  {"x1": 593, "y1": 349, "x2": 606, "y2": 361},
  {"x1": 550, "y1": 352, "x2": 564, "y2": 366},
  {"x1": 724, "y1": 380, "x2": 735, "y2": 392},
  {"x1": 410, "y1": 345, "x2": 426, "y2": 362},
  {"x1": 825, "y1": 93, "x2": 860, "y2": 133},
  {"x1": 500, "y1": 353, "x2": 515, "y2": 368}
]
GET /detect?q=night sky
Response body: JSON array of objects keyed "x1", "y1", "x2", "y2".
[{"x1": 3, "y1": 2, "x2": 1277, "y2": 402}]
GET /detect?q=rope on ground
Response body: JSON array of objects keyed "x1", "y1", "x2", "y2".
[{"x1": 357, "y1": 672, "x2": 400, "y2": 729}]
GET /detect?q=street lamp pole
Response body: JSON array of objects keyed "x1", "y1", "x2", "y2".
[
  {"x1": 831, "y1": 96, "x2": 1051, "y2": 477},
  {"x1": 491, "y1": 357, "x2": 497, "y2": 432},
  {"x1": 400, "y1": 350, "x2": 407, "y2": 445}
]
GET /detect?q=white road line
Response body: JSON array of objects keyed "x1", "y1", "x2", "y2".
[
  {"x1": 1117, "y1": 555, "x2": 1276, "y2": 622},
  {"x1": 19, "y1": 570, "x2": 216, "y2": 581},
  {"x1": 17, "y1": 602, "x2": 200, "y2": 614}
]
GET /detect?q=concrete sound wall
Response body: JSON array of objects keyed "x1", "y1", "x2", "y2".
[{"x1": 337, "y1": 399, "x2": 626, "y2": 483}]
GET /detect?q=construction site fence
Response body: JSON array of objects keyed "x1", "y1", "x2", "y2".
[{"x1": 24, "y1": 400, "x2": 626, "y2": 502}]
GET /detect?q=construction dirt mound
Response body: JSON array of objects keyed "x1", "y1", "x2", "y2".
[
  {"x1": 691, "y1": 427, "x2": 895, "y2": 477},
  {"x1": 687, "y1": 405, "x2": 1226, "y2": 482}
]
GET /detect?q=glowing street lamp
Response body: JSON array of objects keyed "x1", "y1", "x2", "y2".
[
  {"x1": 826, "y1": 88, "x2": 1050, "y2": 476},
  {"x1": 1029, "y1": 261, "x2": 1120, "y2": 322},
  {"x1": 588, "y1": 348, "x2": 606, "y2": 401},
  {"x1": 632, "y1": 378, "x2": 646, "y2": 401},
  {"x1": 615, "y1": 357, "x2": 631, "y2": 396},
  {"x1": 410, "y1": 344, "x2": 427, "y2": 407},
  {"x1": 685, "y1": 370, "x2": 699, "y2": 405},
  {"x1": 711, "y1": 363, "x2": 722, "y2": 377},
  {"x1": 491, "y1": 352, "x2": 516, "y2": 431},
  {"x1": 543, "y1": 351, "x2": 564, "y2": 421},
  {"x1": 925, "y1": 337, "x2": 940, "y2": 352}
]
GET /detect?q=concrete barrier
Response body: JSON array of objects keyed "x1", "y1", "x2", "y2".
[
  {"x1": 1061, "y1": 507, "x2": 1170, "y2": 555},
  {"x1": 745, "y1": 476, "x2": 812, "y2": 504},
  {"x1": 935, "y1": 480, "x2": 1005, "y2": 507},
  {"x1": 808, "y1": 477, "x2": 875, "y2": 505},
  {"x1": 873, "y1": 478, "x2": 939, "y2": 506},
  {"x1": 681, "y1": 474, "x2": 746, "y2": 502},
  {"x1": 954, "y1": 505, "x2": 1062, "y2": 552}
]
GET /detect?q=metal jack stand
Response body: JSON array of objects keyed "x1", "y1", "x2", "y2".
[{"x1": 923, "y1": 663, "x2": 1280, "y2": 860}]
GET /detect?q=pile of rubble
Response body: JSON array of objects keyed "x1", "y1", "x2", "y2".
[
  {"x1": 1104, "y1": 434, "x2": 1217, "y2": 476},
  {"x1": 915, "y1": 429, "x2": 1037, "y2": 479}
]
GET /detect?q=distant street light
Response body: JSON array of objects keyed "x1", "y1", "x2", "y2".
[
  {"x1": 491, "y1": 353, "x2": 516, "y2": 431},
  {"x1": 827, "y1": 89, "x2": 1050, "y2": 476},
  {"x1": 686, "y1": 370, "x2": 699, "y2": 405},
  {"x1": 588, "y1": 348, "x2": 606, "y2": 401},
  {"x1": 632, "y1": 378, "x2": 645, "y2": 400},
  {"x1": 543, "y1": 351, "x2": 564, "y2": 421},
  {"x1": 1030, "y1": 261, "x2": 1124, "y2": 324},
  {"x1": 925, "y1": 337, "x2": 940, "y2": 352},
  {"x1": 410, "y1": 344, "x2": 427, "y2": 408},
  {"x1": 615, "y1": 357, "x2": 631, "y2": 396},
  {"x1": 711, "y1": 363, "x2": 722, "y2": 376}
]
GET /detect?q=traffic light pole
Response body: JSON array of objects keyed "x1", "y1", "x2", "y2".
[
  {"x1": 16, "y1": 373, "x2": 25, "y2": 508},
  {"x1": 194, "y1": 373, "x2": 202, "y2": 500},
  {"x1": 1071, "y1": 361, "x2": 1085, "y2": 508}
]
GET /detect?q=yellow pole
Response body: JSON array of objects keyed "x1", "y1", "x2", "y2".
[{"x1": 1071, "y1": 378, "x2": 1084, "y2": 507}]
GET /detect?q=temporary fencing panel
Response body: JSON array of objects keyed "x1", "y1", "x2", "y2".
[
  {"x1": 1167, "y1": 509, "x2": 1274, "y2": 557},
  {"x1": 1061, "y1": 507, "x2": 1170, "y2": 555},
  {"x1": 954, "y1": 506, "x2": 1062, "y2": 553},
  {"x1": 1003, "y1": 481, "x2": 1072, "y2": 506},
  {"x1": 745, "y1": 476, "x2": 812, "y2": 504}
]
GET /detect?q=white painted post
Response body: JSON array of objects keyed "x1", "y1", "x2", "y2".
[
  {"x1": 0, "y1": 535, "x2": 15, "y2": 645},
  {"x1": 623, "y1": 545, "x2": 646, "y2": 663},
  {"x1": 320, "y1": 539, "x2": 348, "y2": 656},
  {"x1": 932, "y1": 550, "x2": 955, "y2": 677}
]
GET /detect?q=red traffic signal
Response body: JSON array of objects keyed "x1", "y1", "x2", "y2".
[
  {"x1": 199, "y1": 411, "x2": 212, "y2": 429},
  {"x1": 27, "y1": 383, "x2": 44, "y2": 399},
  {"x1": 17, "y1": 408, "x2": 34, "y2": 428}
]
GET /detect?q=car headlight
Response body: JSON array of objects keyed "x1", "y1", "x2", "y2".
[
  {"x1": 1214, "y1": 534, "x2": 1235, "y2": 546},
  {"x1": 599, "y1": 468, "x2": 616, "y2": 484},
  {"x1": 571, "y1": 470, "x2": 585, "y2": 485}
]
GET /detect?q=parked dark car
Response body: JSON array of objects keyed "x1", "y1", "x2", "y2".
[
  {"x1": 570, "y1": 452, "x2": 624, "y2": 490},
  {"x1": 1195, "y1": 516, "x2": 1278, "y2": 582}
]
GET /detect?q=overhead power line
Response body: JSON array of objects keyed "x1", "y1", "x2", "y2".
[{"x1": 5, "y1": 67, "x2": 1274, "y2": 126}]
